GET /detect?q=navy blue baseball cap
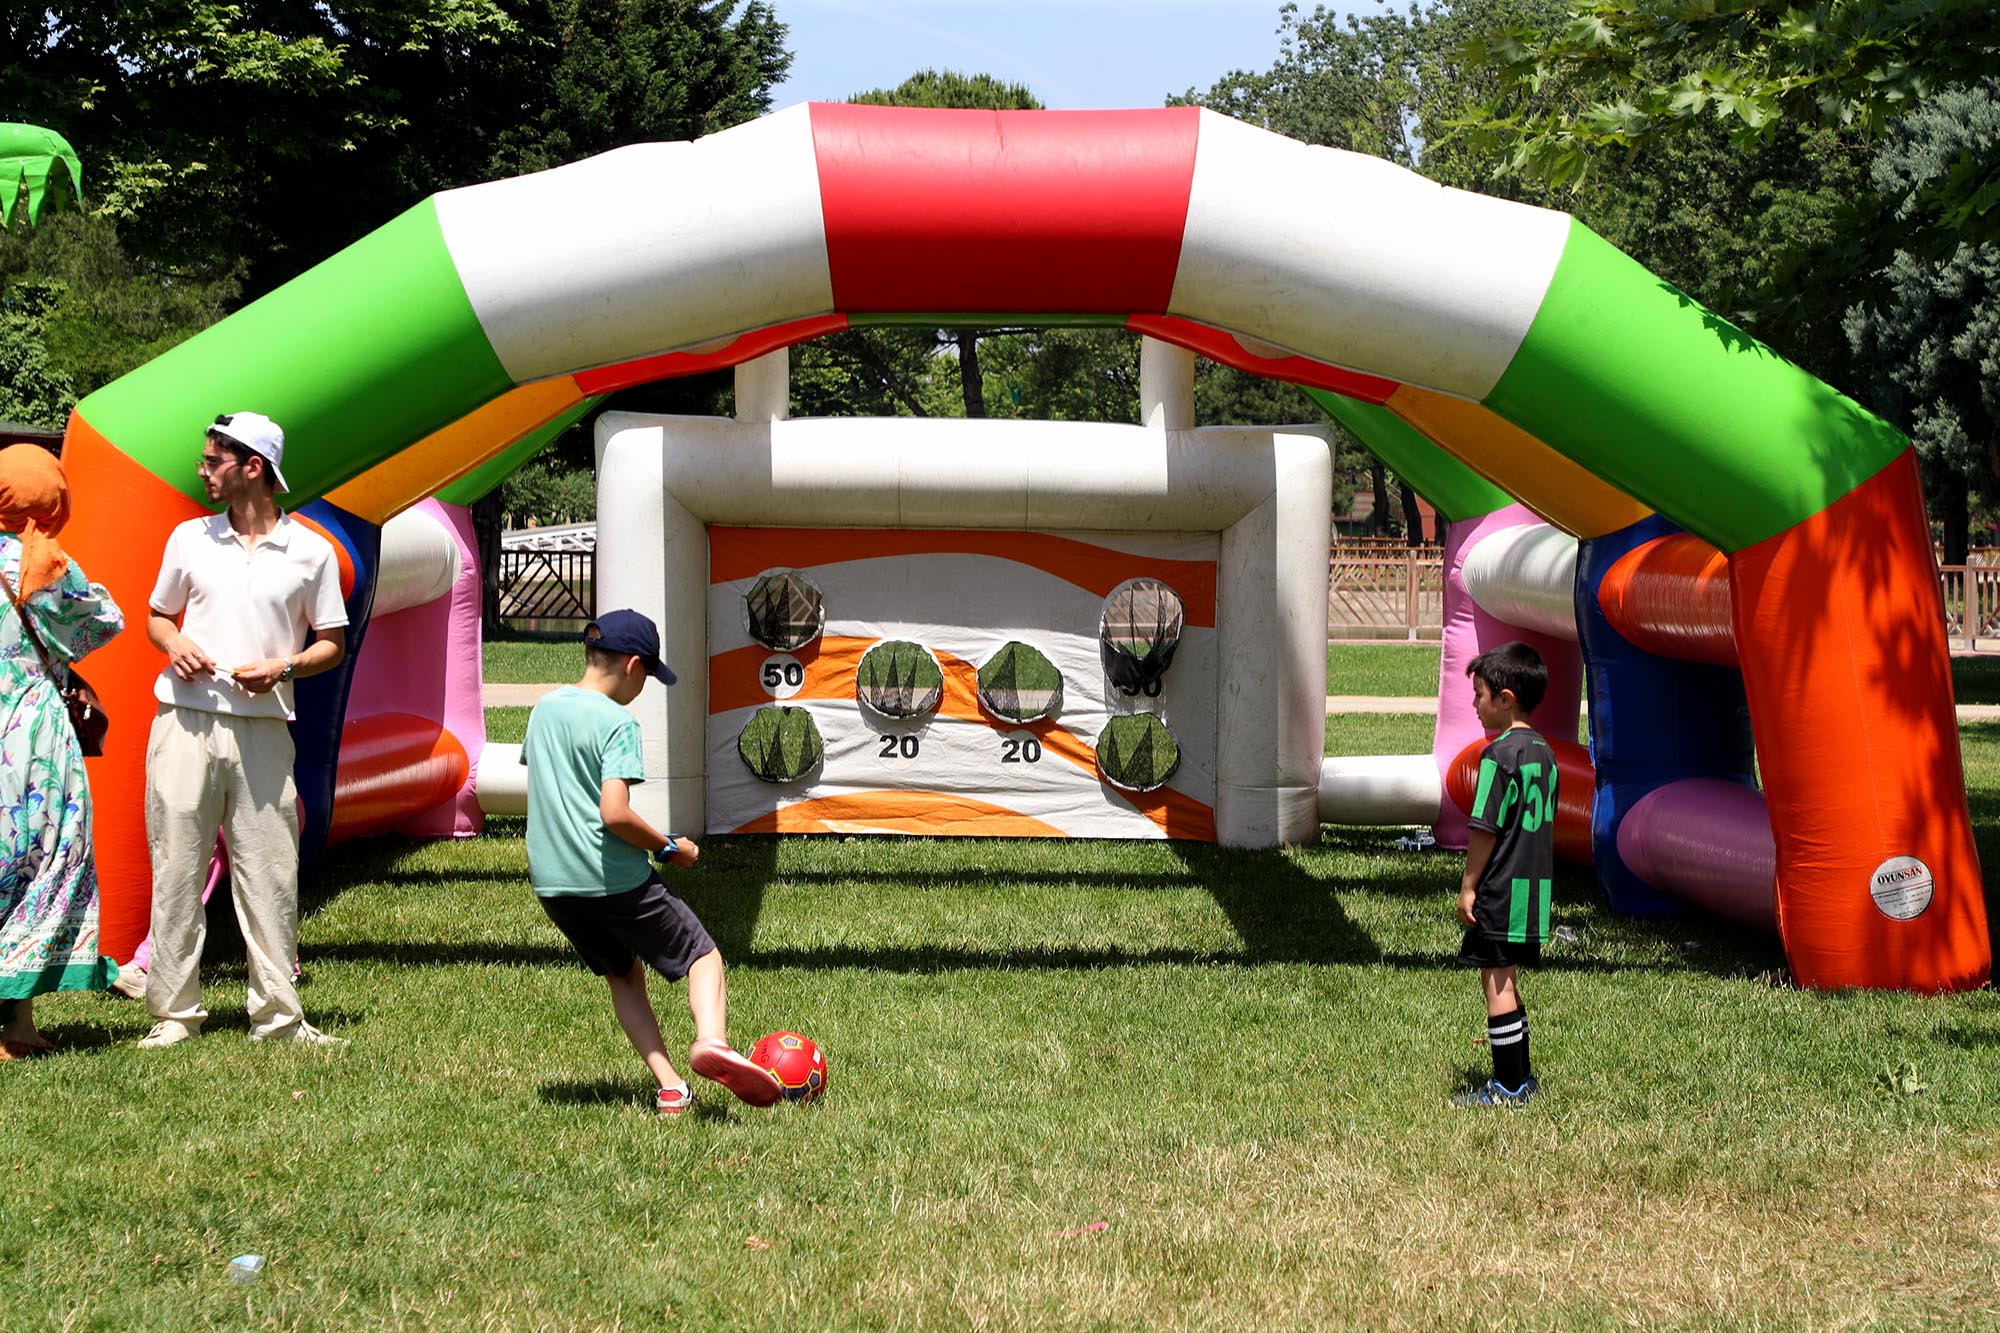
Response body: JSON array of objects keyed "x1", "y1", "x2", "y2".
[{"x1": 586, "y1": 609, "x2": 677, "y2": 685}]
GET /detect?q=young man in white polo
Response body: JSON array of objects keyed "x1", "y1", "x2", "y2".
[{"x1": 138, "y1": 411, "x2": 349, "y2": 1049}]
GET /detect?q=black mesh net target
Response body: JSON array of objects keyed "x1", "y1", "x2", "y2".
[
  {"x1": 1099, "y1": 578, "x2": 1184, "y2": 695},
  {"x1": 744, "y1": 570, "x2": 825, "y2": 652}
]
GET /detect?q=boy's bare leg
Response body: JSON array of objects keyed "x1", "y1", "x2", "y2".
[
  {"x1": 685, "y1": 949, "x2": 781, "y2": 1106},
  {"x1": 606, "y1": 960, "x2": 683, "y2": 1089},
  {"x1": 1480, "y1": 966, "x2": 1519, "y2": 1017},
  {"x1": 686, "y1": 948, "x2": 727, "y2": 1044}
]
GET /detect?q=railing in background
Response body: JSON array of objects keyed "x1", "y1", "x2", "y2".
[
  {"x1": 1330, "y1": 543, "x2": 2000, "y2": 650},
  {"x1": 498, "y1": 524, "x2": 595, "y2": 634},
  {"x1": 1329, "y1": 542, "x2": 1443, "y2": 640},
  {"x1": 492, "y1": 527, "x2": 1998, "y2": 647},
  {"x1": 1939, "y1": 565, "x2": 2000, "y2": 650}
]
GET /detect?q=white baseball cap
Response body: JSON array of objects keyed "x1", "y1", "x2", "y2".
[{"x1": 208, "y1": 411, "x2": 290, "y2": 493}]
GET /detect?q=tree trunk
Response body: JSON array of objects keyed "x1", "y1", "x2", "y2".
[
  {"x1": 957, "y1": 330, "x2": 986, "y2": 418},
  {"x1": 1370, "y1": 458, "x2": 1390, "y2": 537},
  {"x1": 1398, "y1": 481, "x2": 1424, "y2": 547},
  {"x1": 1433, "y1": 514, "x2": 1450, "y2": 548},
  {"x1": 473, "y1": 489, "x2": 505, "y2": 636},
  {"x1": 1941, "y1": 466, "x2": 1970, "y2": 568}
]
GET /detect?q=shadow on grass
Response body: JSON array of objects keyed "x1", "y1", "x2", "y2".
[
  {"x1": 1172, "y1": 842, "x2": 1379, "y2": 964},
  {"x1": 538, "y1": 1078, "x2": 644, "y2": 1109},
  {"x1": 1952, "y1": 657, "x2": 2000, "y2": 706},
  {"x1": 1934, "y1": 1022, "x2": 2000, "y2": 1050},
  {"x1": 308, "y1": 941, "x2": 573, "y2": 968}
]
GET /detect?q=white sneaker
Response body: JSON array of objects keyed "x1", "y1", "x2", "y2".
[
  {"x1": 110, "y1": 963, "x2": 148, "y2": 999},
  {"x1": 252, "y1": 1022, "x2": 348, "y2": 1049},
  {"x1": 137, "y1": 1019, "x2": 198, "y2": 1049}
]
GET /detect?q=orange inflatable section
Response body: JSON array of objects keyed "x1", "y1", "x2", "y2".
[
  {"x1": 1445, "y1": 734, "x2": 1595, "y2": 866},
  {"x1": 1730, "y1": 448, "x2": 1988, "y2": 993},
  {"x1": 62, "y1": 414, "x2": 211, "y2": 962},
  {"x1": 326, "y1": 714, "x2": 470, "y2": 843},
  {"x1": 1598, "y1": 534, "x2": 1737, "y2": 667}
]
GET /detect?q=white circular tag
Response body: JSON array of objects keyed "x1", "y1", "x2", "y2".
[
  {"x1": 759, "y1": 654, "x2": 805, "y2": 700},
  {"x1": 1869, "y1": 856, "x2": 1934, "y2": 921}
]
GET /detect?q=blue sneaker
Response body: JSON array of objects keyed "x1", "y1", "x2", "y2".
[{"x1": 1449, "y1": 1076, "x2": 1538, "y2": 1107}]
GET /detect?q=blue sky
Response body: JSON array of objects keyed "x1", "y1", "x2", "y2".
[{"x1": 769, "y1": 0, "x2": 1362, "y2": 111}]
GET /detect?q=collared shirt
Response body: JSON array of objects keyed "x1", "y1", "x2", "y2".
[{"x1": 148, "y1": 511, "x2": 348, "y2": 720}]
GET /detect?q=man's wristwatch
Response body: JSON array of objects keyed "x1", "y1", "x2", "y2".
[{"x1": 279, "y1": 656, "x2": 295, "y2": 682}]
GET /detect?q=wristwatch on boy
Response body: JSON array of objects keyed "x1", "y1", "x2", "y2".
[
  {"x1": 656, "y1": 836, "x2": 678, "y2": 860},
  {"x1": 279, "y1": 655, "x2": 295, "y2": 682}
]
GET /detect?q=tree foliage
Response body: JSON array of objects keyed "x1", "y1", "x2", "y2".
[
  {"x1": 1843, "y1": 80, "x2": 2000, "y2": 560},
  {"x1": 5, "y1": 1, "x2": 791, "y2": 295},
  {"x1": 1458, "y1": 0, "x2": 2000, "y2": 254}
]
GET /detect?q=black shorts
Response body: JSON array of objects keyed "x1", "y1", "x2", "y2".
[
  {"x1": 1455, "y1": 930, "x2": 1541, "y2": 970},
  {"x1": 538, "y1": 871, "x2": 717, "y2": 980}
]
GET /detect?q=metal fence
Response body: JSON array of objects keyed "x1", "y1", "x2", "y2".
[{"x1": 497, "y1": 524, "x2": 595, "y2": 633}]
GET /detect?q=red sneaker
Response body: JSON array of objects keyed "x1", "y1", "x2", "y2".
[
  {"x1": 690, "y1": 1038, "x2": 782, "y2": 1107},
  {"x1": 656, "y1": 1084, "x2": 694, "y2": 1117}
]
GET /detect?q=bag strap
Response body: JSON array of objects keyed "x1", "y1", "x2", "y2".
[{"x1": 0, "y1": 564, "x2": 67, "y2": 685}]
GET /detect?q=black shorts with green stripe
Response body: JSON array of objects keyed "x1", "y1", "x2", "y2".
[{"x1": 1455, "y1": 930, "x2": 1542, "y2": 969}]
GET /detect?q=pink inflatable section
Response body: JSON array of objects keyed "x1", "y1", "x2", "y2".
[
  {"x1": 1430, "y1": 504, "x2": 1585, "y2": 849},
  {"x1": 331, "y1": 499, "x2": 486, "y2": 842}
]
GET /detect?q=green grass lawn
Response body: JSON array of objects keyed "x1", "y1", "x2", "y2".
[
  {"x1": 484, "y1": 635, "x2": 586, "y2": 685},
  {"x1": 1326, "y1": 641, "x2": 1441, "y2": 696},
  {"x1": 9, "y1": 717, "x2": 2000, "y2": 1329}
]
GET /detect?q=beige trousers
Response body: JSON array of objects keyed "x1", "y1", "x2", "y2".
[{"x1": 143, "y1": 706, "x2": 305, "y2": 1038}]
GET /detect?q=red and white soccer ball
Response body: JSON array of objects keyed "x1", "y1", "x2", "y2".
[{"x1": 750, "y1": 1031, "x2": 827, "y2": 1104}]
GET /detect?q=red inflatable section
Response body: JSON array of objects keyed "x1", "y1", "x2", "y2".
[
  {"x1": 1125, "y1": 315, "x2": 1401, "y2": 405},
  {"x1": 1598, "y1": 533, "x2": 1737, "y2": 667},
  {"x1": 327, "y1": 714, "x2": 470, "y2": 844},
  {"x1": 61, "y1": 412, "x2": 210, "y2": 962},
  {"x1": 810, "y1": 104, "x2": 1199, "y2": 314},
  {"x1": 1445, "y1": 734, "x2": 1595, "y2": 867},
  {"x1": 1731, "y1": 448, "x2": 1988, "y2": 992}
]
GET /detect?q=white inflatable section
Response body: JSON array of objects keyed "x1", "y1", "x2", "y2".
[
  {"x1": 474, "y1": 742, "x2": 527, "y2": 816},
  {"x1": 1174, "y1": 113, "x2": 1573, "y2": 400},
  {"x1": 596, "y1": 361, "x2": 1331, "y2": 848},
  {"x1": 371, "y1": 505, "x2": 462, "y2": 618},
  {"x1": 1317, "y1": 753, "x2": 1442, "y2": 825},
  {"x1": 1460, "y1": 523, "x2": 1580, "y2": 642},
  {"x1": 427, "y1": 104, "x2": 1572, "y2": 401},
  {"x1": 433, "y1": 105, "x2": 832, "y2": 383}
]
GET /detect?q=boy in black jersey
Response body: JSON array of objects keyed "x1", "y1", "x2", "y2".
[{"x1": 1450, "y1": 641, "x2": 1557, "y2": 1107}]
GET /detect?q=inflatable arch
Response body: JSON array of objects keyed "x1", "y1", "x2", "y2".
[{"x1": 59, "y1": 103, "x2": 1985, "y2": 993}]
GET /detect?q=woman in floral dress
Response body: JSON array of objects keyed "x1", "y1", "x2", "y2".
[{"x1": 0, "y1": 444, "x2": 124, "y2": 1059}]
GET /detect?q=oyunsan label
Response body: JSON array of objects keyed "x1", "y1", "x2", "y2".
[{"x1": 1870, "y1": 856, "x2": 1935, "y2": 921}]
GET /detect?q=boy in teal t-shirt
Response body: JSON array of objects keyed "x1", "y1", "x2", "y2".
[{"x1": 521, "y1": 610, "x2": 779, "y2": 1115}]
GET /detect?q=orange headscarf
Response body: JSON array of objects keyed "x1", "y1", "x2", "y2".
[{"x1": 0, "y1": 444, "x2": 72, "y2": 600}]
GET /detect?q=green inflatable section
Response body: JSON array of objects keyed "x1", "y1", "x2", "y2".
[
  {"x1": 0, "y1": 124, "x2": 83, "y2": 228},
  {"x1": 76, "y1": 199, "x2": 513, "y2": 505},
  {"x1": 1484, "y1": 219, "x2": 1906, "y2": 553},
  {"x1": 1304, "y1": 388, "x2": 1512, "y2": 522}
]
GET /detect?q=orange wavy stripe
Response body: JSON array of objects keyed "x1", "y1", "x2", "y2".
[
  {"x1": 708, "y1": 527, "x2": 1216, "y2": 626},
  {"x1": 730, "y1": 790, "x2": 1070, "y2": 837}
]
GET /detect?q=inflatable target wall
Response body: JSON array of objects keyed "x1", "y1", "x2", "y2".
[{"x1": 57, "y1": 103, "x2": 1984, "y2": 991}]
